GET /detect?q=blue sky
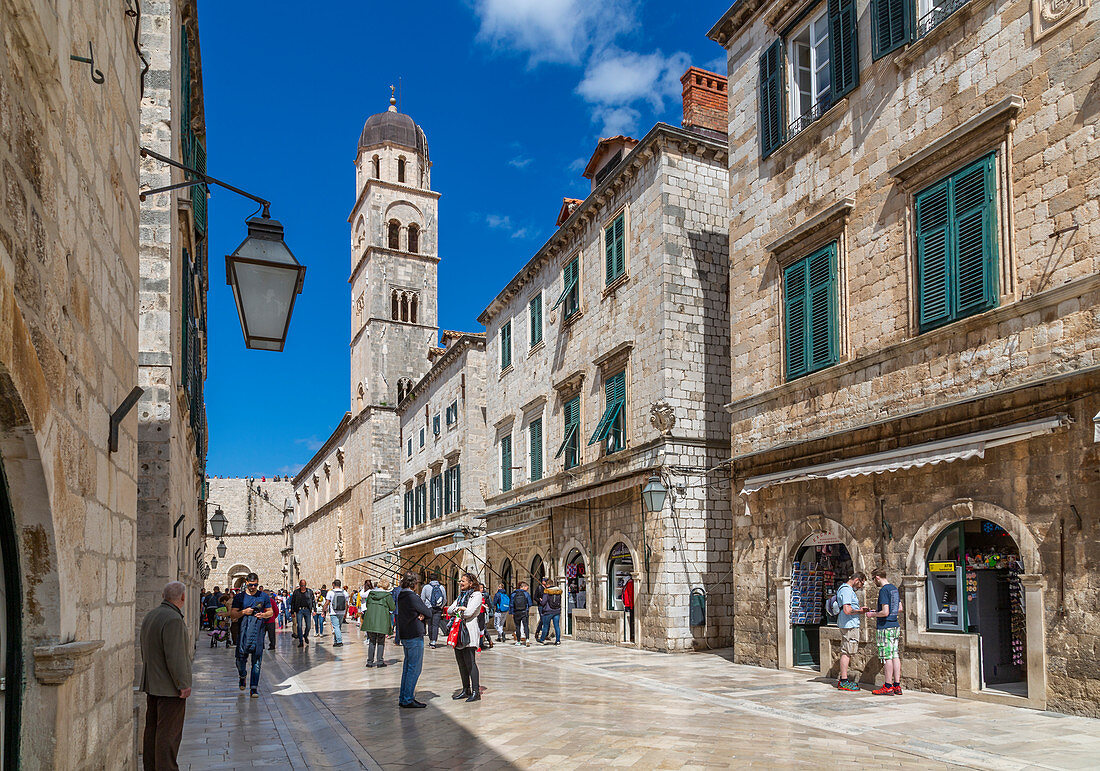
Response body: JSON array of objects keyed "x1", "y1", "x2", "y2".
[{"x1": 201, "y1": 0, "x2": 731, "y2": 477}]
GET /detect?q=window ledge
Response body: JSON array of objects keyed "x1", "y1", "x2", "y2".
[
  {"x1": 560, "y1": 309, "x2": 584, "y2": 329},
  {"x1": 528, "y1": 340, "x2": 545, "y2": 357},
  {"x1": 498, "y1": 365, "x2": 513, "y2": 381},
  {"x1": 603, "y1": 272, "x2": 629, "y2": 297},
  {"x1": 893, "y1": 0, "x2": 997, "y2": 69},
  {"x1": 772, "y1": 98, "x2": 849, "y2": 160}
]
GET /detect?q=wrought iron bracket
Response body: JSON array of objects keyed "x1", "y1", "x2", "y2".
[
  {"x1": 108, "y1": 386, "x2": 144, "y2": 454},
  {"x1": 139, "y1": 147, "x2": 271, "y2": 217},
  {"x1": 70, "y1": 42, "x2": 105, "y2": 84}
]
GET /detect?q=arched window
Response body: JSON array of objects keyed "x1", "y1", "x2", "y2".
[
  {"x1": 409, "y1": 294, "x2": 418, "y2": 324},
  {"x1": 391, "y1": 290, "x2": 400, "y2": 320},
  {"x1": 398, "y1": 156, "x2": 406, "y2": 183},
  {"x1": 397, "y1": 377, "x2": 413, "y2": 403},
  {"x1": 388, "y1": 220, "x2": 400, "y2": 249},
  {"x1": 530, "y1": 554, "x2": 545, "y2": 587},
  {"x1": 372, "y1": 155, "x2": 380, "y2": 179},
  {"x1": 500, "y1": 559, "x2": 514, "y2": 593},
  {"x1": 400, "y1": 293, "x2": 409, "y2": 322},
  {"x1": 407, "y1": 223, "x2": 420, "y2": 254}
]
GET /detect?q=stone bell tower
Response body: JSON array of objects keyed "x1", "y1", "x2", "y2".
[{"x1": 348, "y1": 89, "x2": 440, "y2": 412}]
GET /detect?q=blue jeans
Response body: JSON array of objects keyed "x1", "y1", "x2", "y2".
[
  {"x1": 399, "y1": 638, "x2": 424, "y2": 705},
  {"x1": 330, "y1": 614, "x2": 343, "y2": 643},
  {"x1": 295, "y1": 609, "x2": 311, "y2": 639},
  {"x1": 235, "y1": 645, "x2": 264, "y2": 689},
  {"x1": 540, "y1": 612, "x2": 561, "y2": 642},
  {"x1": 314, "y1": 613, "x2": 324, "y2": 634}
]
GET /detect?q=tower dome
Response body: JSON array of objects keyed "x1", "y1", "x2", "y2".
[{"x1": 358, "y1": 92, "x2": 429, "y2": 161}]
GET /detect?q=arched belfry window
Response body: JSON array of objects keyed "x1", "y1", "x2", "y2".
[
  {"x1": 391, "y1": 290, "x2": 400, "y2": 321},
  {"x1": 400, "y1": 293, "x2": 409, "y2": 322},
  {"x1": 388, "y1": 220, "x2": 400, "y2": 249},
  {"x1": 398, "y1": 156, "x2": 406, "y2": 183},
  {"x1": 397, "y1": 377, "x2": 413, "y2": 403},
  {"x1": 410, "y1": 294, "x2": 418, "y2": 324},
  {"x1": 372, "y1": 155, "x2": 380, "y2": 179},
  {"x1": 407, "y1": 223, "x2": 420, "y2": 254}
]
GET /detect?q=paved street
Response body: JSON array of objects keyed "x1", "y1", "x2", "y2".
[{"x1": 177, "y1": 625, "x2": 1100, "y2": 770}]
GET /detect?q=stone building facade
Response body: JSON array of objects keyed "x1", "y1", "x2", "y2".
[
  {"x1": 0, "y1": 0, "x2": 144, "y2": 766},
  {"x1": 292, "y1": 96, "x2": 439, "y2": 590},
  {"x1": 135, "y1": 0, "x2": 208, "y2": 661},
  {"x1": 204, "y1": 477, "x2": 293, "y2": 591},
  {"x1": 475, "y1": 70, "x2": 732, "y2": 652},
  {"x1": 710, "y1": 0, "x2": 1099, "y2": 714}
]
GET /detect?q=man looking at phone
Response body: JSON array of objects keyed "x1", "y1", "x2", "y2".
[
  {"x1": 230, "y1": 572, "x2": 273, "y2": 698},
  {"x1": 836, "y1": 571, "x2": 869, "y2": 692},
  {"x1": 867, "y1": 568, "x2": 903, "y2": 695}
]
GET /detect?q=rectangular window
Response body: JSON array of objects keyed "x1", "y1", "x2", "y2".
[
  {"x1": 501, "y1": 320, "x2": 512, "y2": 370},
  {"x1": 404, "y1": 489, "x2": 414, "y2": 529},
  {"x1": 415, "y1": 483, "x2": 426, "y2": 525},
  {"x1": 500, "y1": 435, "x2": 513, "y2": 492},
  {"x1": 407, "y1": 438, "x2": 412, "y2": 458},
  {"x1": 445, "y1": 400, "x2": 458, "y2": 426},
  {"x1": 451, "y1": 465, "x2": 462, "y2": 511},
  {"x1": 429, "y1": 474, "x2": 442, "y2": 520},
  {"x1": 551, "y1": 256, "x2": 580, "y2": 320},
  {"x1": 433, "y1": 414, "x2": 441, "y2": 435},
  {"x1": 443, "y1": 465, "x2": 461, "y2": 513},
  {"x1": 555, "y1": 396, "x2": 581, "y2": 469},
  {"x1": 788, "y1": 9, "x2": 832, "y2": 132},
  {"x1": 419, "y1": 427, "x2": 425, "y2": 448},
  {"x1": 784, "y1": 242, "x2": 839, "y2": 380},
  {"x1": 589, "y1": 371, "x2": 626, "y2": 453},
  {"x1": 604, "y1": 213, "x2": 625, "y2": 283},
  {"x1": 529, "y1": 417, "x2": 543, "y2": 482},
  {"x1": 529, "y1": 294, "x2": 543, "y2": 348},
  {"x1": 872, "y1": 0, "x2": 910, "y2": 58},
  {"x1": 915, "y1": 153, "x2": 998, "y2": 332}
]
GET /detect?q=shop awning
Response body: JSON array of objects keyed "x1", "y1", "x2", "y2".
[
  {"x1": 741, "y1": 414, "x2": 1069, "y2": 495},
  {"x1": 338, "y1": 549, "x2": 399, "y2": 570},
  {"x1": 433, "y1": 516, "x2": 550, "y2": 555},
  {"x1": 540, "y1": 472, "x2": 649, "y2": 508},
  {"x1": 393, "y1": 527, "x2": 464, "y2": 551},
  {"x1": 476, "y1": 498, "x2": 540, "y2": 520}
]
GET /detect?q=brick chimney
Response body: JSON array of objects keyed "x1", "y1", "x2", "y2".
[{"x1": 681, "y1": 67, "x2": 728, "y2": 134}]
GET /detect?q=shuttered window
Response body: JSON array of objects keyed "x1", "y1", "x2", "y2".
[
  {"x1": 500, "y1": 435, "x2": 513, "y2": 492},
  {"x1": 444, "y1": 465, "x2": 461, "y2": 514},
  {"x1": 551, "y1": 256, "x2": 580, "y2": 319},
  {"x1": 828, "y1": 0, "x2": 859, "y2": 100},
  {"x1": 784, "y1": 242, "x2": 839, "y2": 380},
  {"x1": 415, "y1": 483, "x2": 426, "y2": 525},
  {"x1": 589, "y1": 371, "x2": 626, "y2": 453},
  {"x1": 555, "y1": 396, "x2": 581, "y2": 469},
  {"x1": 872, "y1": 0, "x2": 910, "y2": 58},
  {"x1": 529, "y1": 294, "x2": 543, "y2": 347},
  {"x1": 605, "y1": 213, "x2": 625, "y2": 283},
  {"x1": 500, "y1": 321, "x2": 512, "y2": 370},
  {"x1": 404, "y1": 489, "x2": 414, "y2": 529},
  {"x1": 429, "y1": 475, "x2": 442, "y2": 520},
  {"x1": 759, "y1": 40, "x2": 786, "y2": 158},
  {"x1": 529, "y1": 417, "x2": 543, "y2": 482},
  {"x1": 916, "y1": 154, "x2": 998, "y2": 332},
  {"x1": 432, "y1": 414, "x2": 440, "y2": 435}
]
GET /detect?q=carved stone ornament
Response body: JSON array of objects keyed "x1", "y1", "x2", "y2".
[
  {"x1": 33, "y1": 640, "x2": 104, "y2": 685},
  {"x1": 649, "y1": 400, "x2": 676, "y2": 436},
  {"x1": 1032, "y1": 0, "x2": 1088, "y2": 39},
  {"x1": 479, "y1": 480, "x2": 490, "y2": 499}
]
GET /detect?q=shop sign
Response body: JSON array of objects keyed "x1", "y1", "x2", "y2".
[
  {"x1": 929, "y1": 561, "x2": 956, "y2": 573},
  {"x1": 801, "y1": 531, "x2": 842, "y2": 547},
  {"x1": 609, "y1": 542, "x2": 631, "y2": 559}
]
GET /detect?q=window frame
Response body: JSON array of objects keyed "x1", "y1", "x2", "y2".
[
  {"x1": 604, "y1": 211, "x2": 626, "y2": 285},
  {"x1": 551, "y1": 255, "x2": 581, "y2": 320},
  {"x1": 786, "y1": 7, "x2": 832, "y2": 131},
  {"x1": 783, "y1": 241, "x2": 840, "y2": 381},
  {"x1": 529, "y1": 293, "x2": 543, "y2": 348},
  {"x1": 432, "y1": 414, "x2": 441, "y2": 436},
  {"x1": 555, "y1": 395, "x2": 581, "y2": 470},
  {"x1": 500, "y1": 434, "x2": 513, "y2": 492},
  {"x1": 589, "y1": 371, "x2": 626, "y2": 454},
  {"x1": 529, "y1": 417, "x2": 543, "y2": 482},
  {"x1": 501, "y1": 320, "x2": 512, "y2": 371}
]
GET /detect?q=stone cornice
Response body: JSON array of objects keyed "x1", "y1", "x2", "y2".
[
  {"x1": 292, "y1": 486, "x2": 353, "y2": 531},
  {"x1": 346, "y1": 177, "x2": 441, "y2": 224},
  {"x1": 349, "y1": 244, "x2": 440, "y2": 286},
  {"x1": 707, "y1": 0, "x2": 770, "y2": 45},
  {"x1": 398, "y1": 334, "x2": 485, "y2": 412},
  {"x1": 477, "y1": 123, "x2": 727, "y2": 325},
  {"x1": 33, "y1": 640, "x2": 104, "y2": 685},
  {"x1": 765, "y1": 198, "x2": 854, "y2": 261}
]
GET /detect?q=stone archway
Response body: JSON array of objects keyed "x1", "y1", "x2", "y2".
[
  {"x1": 905, "y1": 499, "x2": 1042, "y2": 575},
  {"x1": 597, "y1": 533, "x2": 642, "y2": 645},
  {"x1": 226, "y1": 564, "x2": 252, "y2": 589},
  {"x1": 558, "y1": 539, "x2": 592, "y2": 636}
]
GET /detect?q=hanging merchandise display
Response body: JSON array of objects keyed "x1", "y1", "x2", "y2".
[{"x1": 789, "y1": 538, "x2": 853, "y2": 668}]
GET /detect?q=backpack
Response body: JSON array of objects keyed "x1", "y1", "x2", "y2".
[
  {"x1": 547, "y1": 591, "x2": 561, "y2": 611},
  {"x1": 511, "y1": 589, "x2": 529, "y2": 613},
  {"x1": 826, "y1": 591, "x2": 841, "y2": 618},
  {"x1": 496, "y1": 591, "x2": 511, "y2": 613},
  {"x1": 430, "y1": 584, "x2": 445, "y2": 609},
  {"x1": 332, "y1": 591, "x2": 347, "y2": 614}
]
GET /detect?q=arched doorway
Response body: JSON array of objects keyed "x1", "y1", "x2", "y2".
[
  {"x1": 607, "y1": 542, "x2": 635, "y2": 643},
  {"x1": 789, "y1": 532, "x2": 854, "y2": 669},
  {"x1": 564, "y1": 548, "x2": 587, "y2": 635},
  {"x1": 926, "y1": 518, "x2": 1027, "y2": 693},
  {"x1": 529, "y1": 554, "x2": 545, "y2": 588},
  {"x1": 227, "y1": 564, "x2": 251, "y2": 589},
  {"x1": 500, "y1": 559, "x2": 513, "y2": 593},
  {"x1": 0, "y1": 462, "x2": 22, "y2": 768}
]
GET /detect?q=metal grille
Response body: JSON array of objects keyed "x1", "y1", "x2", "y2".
[
  {"x1": 787, "y1": 93, "x2": 834, "y2": 138},
  {"x1": 916, "y1": 0, "x2": 968, "y2": 38}
]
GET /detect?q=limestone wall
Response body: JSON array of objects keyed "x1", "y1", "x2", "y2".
[{"x1": 205, "y1": 477, "x2": 291, "y2": 590}]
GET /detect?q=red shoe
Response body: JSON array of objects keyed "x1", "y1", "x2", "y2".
[
  {"x1": 872, "y1": 685, "x2": 894, "y2": 695},
  {"x1": 891, "y1": 685, "x2": 903, "y2": 695}
]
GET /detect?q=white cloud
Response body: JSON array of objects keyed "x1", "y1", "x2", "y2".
[
  {"x1": 511, "y1": 228, "x2": 529, "y2": 239},
  {"x1": 577, "y1": 49, "x2": 689, "y2": 111},
  {"x1": 294, "y1": 436, "x2": 323, "y2": 452},
  {"x1": 568, "y1": 157, "x2": 587, "y2": 173},
  {"x1": 472, "y1": 0, "x2": 633, "y2": 66},
  {"x1": 486, "y1": 214, "x2": 513, "y2": 229},
  {"x1": 590, "y1": 105, "x2": 641, "y2": 137},
  {"x1": 509, "y1": 155, "x2": 533, "y2": 169}
]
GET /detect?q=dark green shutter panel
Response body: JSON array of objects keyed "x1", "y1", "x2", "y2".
[
  {"x1": 606, "y1": 371, "x2": 625, "y2": 404},
  {"x1": 605, "y1": 220, "x2": 616, "y2": 282},
  {"x1": 807, "y1": 244, "x2": 838, "y2": 370},
  {"x1": 530, "y1": 418, "x2": 542, "y2": 481},
  {"x1": 916, "y1": 180, "x2": 952, "y2": 330},
  {"x1": 784, "y1": 260, "x2": 809, "y2": 379},
  {"x1": 829, "y1": 0, "x2": 860, "y2": 100},
  {"x1": 952, "y1": 156, "x2": 997, "y2": 317},
  {"x1": 443, "y1": 471, "x2": 451, "y2": 514},
  {"x1": 501, "y1": 436, "x2": 512, "y2": 492},
  {"x1": 455, "y1": 465, "x2": 461, "y2": 510},
  {"x1": 759, "y1": 40, "x2": 786, "y2": 158},
  {"x1": 530, "y1": 295, "x2": 542, "y2": 346},
  {"x1": 872, "y1": 0, "x2": 910, "y2": 59},
  {"x1": 501, "y1": 322, "x2": 511, "y2": 369}
]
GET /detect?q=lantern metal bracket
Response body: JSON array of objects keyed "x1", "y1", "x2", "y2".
[
  {"x1": 139, "y1": 147, "x2": 271, "y2": 217},
  {"x1": 108, "y1": 386, "x2": 144, "y2": 453}
]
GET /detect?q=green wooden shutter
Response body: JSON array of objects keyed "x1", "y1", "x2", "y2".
[
  {"x1": 501, "y1": 321, "x2": 512, "y2": 369},
  {"x1": 784, "y1": 259, "x2": 809, "y2": 379},
  {"x1": 807, "y1": 244, "x2": 838, "y2": 371},
  {"x1": 605, "y1": 214, "x2": 625, "y2": 283},
  {"x1": 530, "y1": 418, "x2": 543, "y2": 482},
  {"x1": 455, "y1": 465, "x2": 461, "y2": 510},
  {"x1": 952, "y1": 155, "x2": 997, "y2": 317},
  {"x1": 530, "y1": 294, "x2": 542, "y2": 346},
  {"x1": 759, "y1": 40, "x2": 786, "y2": 158},
  {"x1": 829, "y1": 0, "x2": 860, "y2": 100},
  {"x1": 916, "y1": 180, "x2": 952, "y2": 330},
  {"x1": 501, "y1": 435, "x2": 512, "y2": 492},
  {"x1": 872, "y1": 0, "x2": 910, "y2": 59},
  {"x1": 443, "y1": 470, "x2": 451, "y2": 514}
]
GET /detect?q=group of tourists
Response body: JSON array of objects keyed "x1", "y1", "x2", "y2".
[{"x1": 831, "y1": 568, "x2": 903, "y2": 695}]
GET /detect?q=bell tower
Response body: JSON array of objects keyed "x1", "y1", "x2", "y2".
[{"x1": 349, "y1": 90, "x2": 440, "y2": 411}]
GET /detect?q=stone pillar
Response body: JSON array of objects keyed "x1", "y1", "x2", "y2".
[
  {"x1": 1019, "y1": 573, "x2": 1048, "y2": 709},
  {"x1": 775, "y1": 575, "x2": 793, "y2": 669}
]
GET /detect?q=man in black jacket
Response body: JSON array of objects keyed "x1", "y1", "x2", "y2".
[
  {"x1": 289, "y1": 580, "x2": 314, "y2": 647},
  {"x1": 396, "y1": 573, "x2": 432, "y2": 708}
]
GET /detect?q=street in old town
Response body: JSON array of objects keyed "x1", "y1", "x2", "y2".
[{"x1": 179, "y1": 627, "x2": 1100, "y2": 770}]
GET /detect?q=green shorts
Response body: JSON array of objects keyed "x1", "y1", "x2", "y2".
[{"x1": 876, "y1": 627, "x2": 900, "y2": 660}]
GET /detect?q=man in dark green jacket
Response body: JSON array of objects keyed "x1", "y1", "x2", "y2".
[{"x1": 139, "y1": 581, "x2": 193, "y2": 770}]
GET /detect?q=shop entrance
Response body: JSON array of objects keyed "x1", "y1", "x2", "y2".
[
  {"x1": 926, "y1": 519, "x2": 1026, "y2": 692},
  {"x1": 790, "y1": 533, "x2": 853, "y2": 669},
  {"x1": 529, "y1": 554, "x2": 545, "y2": 589},
  {"x1": 565, "y1": 549, "x2": 587, "y2": 635},
  {"x1": 607, "y1": 542, "x2": 635, "y2": 643},
  {"x1": 1, "y1": 462, "x2": 22, "y2": 767},
  {"x1": 500, "y1": 559, "x2": 513, "y2": 593}
]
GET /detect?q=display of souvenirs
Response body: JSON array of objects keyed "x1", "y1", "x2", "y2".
[
  {"x1": 790, "y1": 561, "x2": 824, "y2": 625},
  {"x1": 1008, "y1": 562, "x2": 1026, "y2": 667}
]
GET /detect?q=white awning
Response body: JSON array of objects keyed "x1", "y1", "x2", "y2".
[
  {"x1": 338, "y1": 549, "x2": 398, "y2": 569},
  {"x1": 741, "y1": 414, "x2": 1069, "y2": 495},
  {"x1": 394, "y1": 527, "x2": 464, "y2": 552},
  {"x1": 433, "y1": 517, "x2": 549, "y2": 555}
]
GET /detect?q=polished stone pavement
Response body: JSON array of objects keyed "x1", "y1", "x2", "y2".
[{"x1": 176, "y1": 625, "x2": 1100, "y2": 770}]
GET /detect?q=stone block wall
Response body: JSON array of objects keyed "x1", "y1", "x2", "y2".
[{"x1": 205, "y1": 477, "x2": 291, "y2": 590}]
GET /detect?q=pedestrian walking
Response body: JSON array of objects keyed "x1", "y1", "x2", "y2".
[
  {"x1": 868, "y1": 568, "x2": 904, "y2": 695},
  {"x1": 362, "y1": 578, "x2": 396, "y2": 667},
  {"x1": 290, "y1": 580, "x2": 314, "y2": 647},
  {"x1": 533, "y1": 578, "x2": 547, "y2": 642},
  {"x1": 510, "y1": 581, "x2": 533, "y2": 646},
  {"x1": 139, "y1": 581, "x2": 193, "y2": 771},
  {"x1": 449, "y1": 573, "x2": 484, "y2": 702},
  {"x1": 314, "y1": 584, "x2": 328, "y2": 637},
  {"x1": 420, "y1": 573, "x2": 448, "y2": 648},
  {"x1": 832, "y1": 571, "x2": 869, "y2": 691},
  {"x1": 265, "y1": 591, "x2": 279, "y2": 650},
  {"x1": 491, "y1": 583, "x2": 510, "y2": 642},
  {"x1": 279, "y1": 590, "x2": 291, "y2": 627},
  {"x1": 230, "y1": 572, "x2": 274, "y2": 698},
  {"x1": 395, "y1": 572, "x2": 432, "y2": 708},
  {"x1": 325, "y1": 580, "x2": 350, "y2": 647},
  {"x1": 538, "y1": 581, "x2": 563, "y2": 645},
  {"x1": 203, "y1": 586, "x2": 221, "y2": 630},
  {"x1": 391, "y1": 581, "x2": 403, "y2": 644}
]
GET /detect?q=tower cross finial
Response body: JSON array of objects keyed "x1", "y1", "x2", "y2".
[{"x1": 389, "y1": 84, "x2": 397, "y2": 111}]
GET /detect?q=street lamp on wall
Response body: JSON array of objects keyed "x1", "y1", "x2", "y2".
[
  {"x1": 641, "y1": 475, "x2": 668, "y2": 514},
  {"x1": 210, "y1": 556, "x2": 218, "y2": 570},
  {"x1": 216, "y1": 540, "x2": 227, "y2": 558},
  {"x1": 226, "y1": 216, "x2": 306, "y2": 351},
  {"x1": 209, "y1": 507, "x2": 228, "y2": 539}
]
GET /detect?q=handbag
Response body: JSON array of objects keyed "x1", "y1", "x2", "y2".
[{"x1": 447, "y1": 615, "x2": 462, "y2": 648}]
